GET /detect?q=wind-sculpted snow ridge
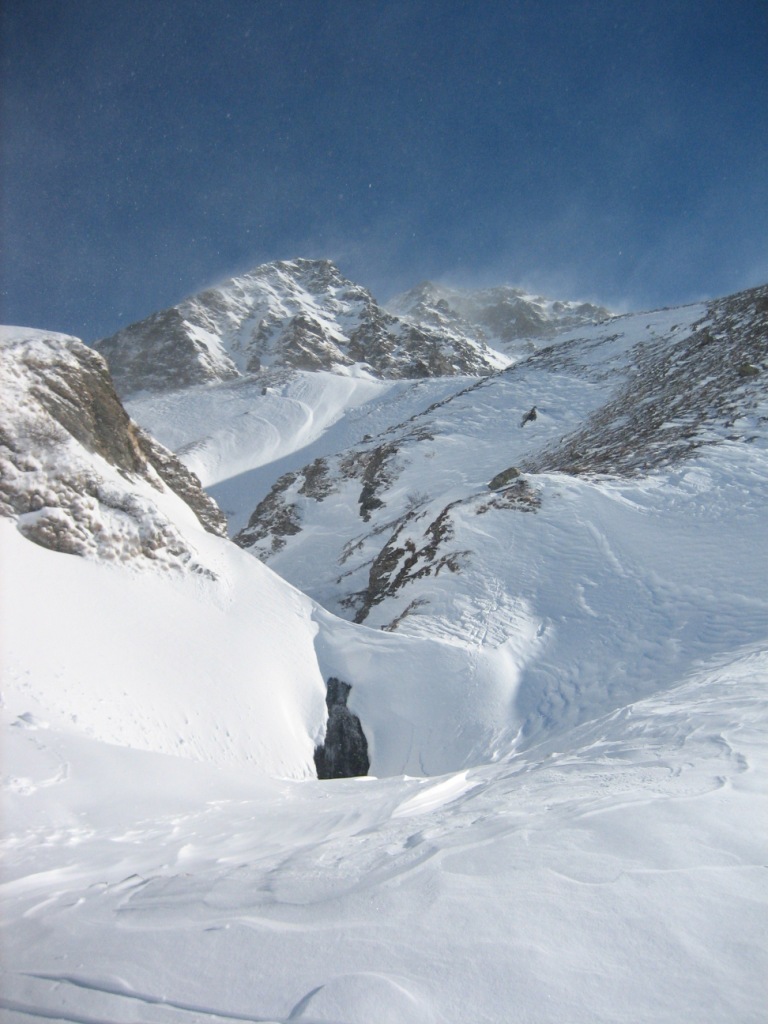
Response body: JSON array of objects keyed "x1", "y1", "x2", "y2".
[
  {"x1": 95, "y1": 258, "x2": 509, "y2": 396},
  {"x1": 0, "y1": 327, "x2": 226, "y2": 571}
]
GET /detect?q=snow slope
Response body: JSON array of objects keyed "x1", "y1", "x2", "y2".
[
  {"x1": 3, "y1": 639, "x2": 766, "y2": 1023},
  {"x1": 229, "y1": 287, "x2": 768, "y2": 757},
  {"x1": 127, "y1": 371, "x2": 470, "y2": 534},
  {"x1": 0, "y1": 520, "x2": 328, "y2": 777},
  {"x1": 2, "y1": 279, "x2": 768, "y2": 1022}
]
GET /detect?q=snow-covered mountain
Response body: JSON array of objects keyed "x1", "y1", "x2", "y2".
[
  {"x1": 2, "y1": 274, "x2": 767, "y2": 1023},
  {"x1": 95, "y1": 259, "x2": 512, "y2": 395},
  {"x1": 225, "y1": 284, "x2": 768, "y2": 753},
  {"x1": 216, "y1": 283, "x2": 765, "y2": 613},
  {"x1": 388, "y1": 279, "x2": 610, "y2": 357}
]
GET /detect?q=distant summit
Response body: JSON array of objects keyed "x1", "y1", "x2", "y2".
[{"x1": 387, "y1": 280, "x2": 610, "y2": 351}]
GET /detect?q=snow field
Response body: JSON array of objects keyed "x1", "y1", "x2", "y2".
[
  {"x1": 0, "y1": 520, "x2": 328, "y2": 777},
  {"x1": 2, "y1": 646, "x2": 765, "y2": 1022}
]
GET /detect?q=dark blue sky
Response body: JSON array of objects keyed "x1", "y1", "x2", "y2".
[{"x1": 2, "y1": 0, "x2": 767, "y2": 341}]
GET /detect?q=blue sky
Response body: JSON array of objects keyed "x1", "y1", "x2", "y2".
[{"x1": 2, "y1": 0, "x2": 767, "y2": 340}]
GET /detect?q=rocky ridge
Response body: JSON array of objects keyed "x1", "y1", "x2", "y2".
[
  {"x1": 522, "y1": 284, "x2": 768, "y2": 477},
  {"x1": 388, "y1": 280, "x2": 610, "y2": 356},
  {"x1": 0, "y1": 327, "x2": 226, "y2": 569},
  {"x1": 95, "y1": 259, "x2": 511, "y2": 396}
]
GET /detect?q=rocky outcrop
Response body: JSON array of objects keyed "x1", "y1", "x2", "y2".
[
  {"x1": 341, "y1": 501, "x2": 469, "y2": 624},
  {"x1": 234, "y1": 470, "x2": 304, "y2": 556},
  {"x1": 522, "y1": 284, "x2": 768, "y2": 478},
  {"x1": 138, "y1": 429, "x2": 227, "y2": 537},
  {"x1": 0, "y1": 328, "x2": 226, "y2": 568},
  {"x1": 314, "y1": 678, "x2": 370, "y2": 779}
]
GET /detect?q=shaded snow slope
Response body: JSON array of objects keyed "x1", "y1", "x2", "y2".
[
  {"x1": 95, "y1": 259, "x2": 507, "y2": 395},
  {"x1": 1, "y1": 511, "x2": 543, "y2": 780}
]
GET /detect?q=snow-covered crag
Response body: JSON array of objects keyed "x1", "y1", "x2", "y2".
[
  {"x1": 95, "y1": 258, "x2": 512, "y2": 394},
  {"x1": 0, "y1": 326, "x2": 339, "y2": 779},
  {"x1": 388, "y1": 279, "x2": 610, "y2": 358},
  {"x1": 0, "y1": 327, "x2": 226, "y2": 570}
]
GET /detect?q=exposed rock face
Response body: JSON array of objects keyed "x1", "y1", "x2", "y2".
[
  {"x1": 0, "y1": 327, "x2": 226, "y2": 567},
  {"x1": 96, "y1": 307, "x2": 240, "y2": 395},
  {"x1": 523, "y1": 284, "x2": 768, "y2": 477},
  {"x1": 234, "y1": 470, "x2": 303, "y2": 556},
  {"x1": 95, "y1": 259, "x2": 505, "y2": 396},
  {"x1": 139, "y1": 429, "x2": 228, "y2": 537},
  {"x1": 488, "y1": 467, "x2": 521, "y2": 489},
  {"x1": 314, "y1": 678, "x2": 370, "y2": 779}
]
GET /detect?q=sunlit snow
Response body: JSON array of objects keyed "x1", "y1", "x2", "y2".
[{"x1": 2, "y1": 283, "x2": 767, "y2": 1024}]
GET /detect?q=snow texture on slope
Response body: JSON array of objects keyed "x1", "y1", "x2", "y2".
[
  {"x1": 2, "y1": 279, "x2": 767, "y2": 1024},
  {"x1": 2, "y1": 643, "x2": 766, "y2": 1023}
]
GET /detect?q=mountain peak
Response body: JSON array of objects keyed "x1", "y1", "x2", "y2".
[
  {"x1": 92, "y1": 259, "x2": 615, "y2": 398},
  {"x1": 388, "y1": 280, "x2": 611, "y2": 349},
  {"x1": 94, "y1": 260, "x2": 508, "y2": 396}
]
